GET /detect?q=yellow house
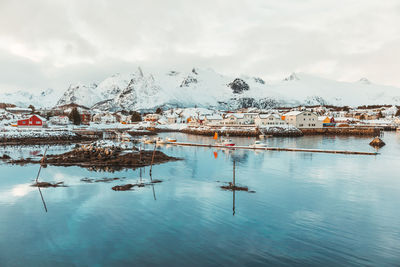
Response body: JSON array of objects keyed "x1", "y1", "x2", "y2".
[{"x1": 322, "y1": 117, "x2": 331, "y2": 124}]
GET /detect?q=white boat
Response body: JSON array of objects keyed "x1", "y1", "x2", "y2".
[
  {"x1": 166, "y1": 137, "x2": 177, "y2": 142},
  {"x1": 155, "y1": 137, "x2": 168, "y2": 144},
  {"x1": 249, "y1": 140, "x2": 268, "y2": 148},
  {"x1": 216, "y1": 138, "x2": 235, "y2": 147},
  {"x1": 141, "y1": 137, "x2": 155, "y2": 144}
]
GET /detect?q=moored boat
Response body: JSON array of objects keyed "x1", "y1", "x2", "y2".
[
  {"x1": 166, "y1": 137, "x2": 177, "y2": 142},
  {"x1": 155, "y1": 137, "x2": 168, "y2": 144},
  {"x1": 249, "y1": 140, "x2": 268, "y2": 148},
  {"x1": 142, "y1": 137, "x2": 155, "y2": 144},
  {"x1": 216, "y1": 139, "x2": 235, "y2": 147}
]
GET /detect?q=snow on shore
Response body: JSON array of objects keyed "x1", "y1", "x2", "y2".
[{"x1": 0, "y1": 128, "x2": 76, "y2": 139}]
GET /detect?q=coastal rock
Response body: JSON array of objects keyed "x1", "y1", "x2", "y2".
[{"x1": 369, "y1": 137, "x2": 385, "y2": 148}]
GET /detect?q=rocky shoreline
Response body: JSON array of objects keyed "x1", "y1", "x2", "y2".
[{"x1": 2, "y1": 144, "x2": 180, "y2": 172}]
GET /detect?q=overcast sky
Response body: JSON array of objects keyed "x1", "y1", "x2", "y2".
[{"x1": 0, "y1": 0, "x2": 399, "y2": 94}]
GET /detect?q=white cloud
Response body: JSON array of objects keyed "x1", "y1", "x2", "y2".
[{"x1": 0, "y1": 0, "x2": 399, "y2": 93}]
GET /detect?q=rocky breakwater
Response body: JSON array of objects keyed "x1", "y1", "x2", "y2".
[{"x1": 3, "y1": 142, "x2": 180, "y2": 172}]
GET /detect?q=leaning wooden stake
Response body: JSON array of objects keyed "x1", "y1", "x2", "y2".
[
  {"x1": 149, "y1": 143, "x2": 157, "y2": 179},
  {"x1": 139, "y1": 143, "x2": 142, "y2": 161},
  {"x1": 36, "y1": 147, "x2": 48, "y2": 183}
]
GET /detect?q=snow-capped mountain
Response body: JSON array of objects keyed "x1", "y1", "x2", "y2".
[
  {"x1": 2, "y1": 68, "x2": 400, "y2": 110},
  {"x1": 0, "y1": 88, "x2": 58, "y2": 108},
  {"x1": 56, "y1": 83, "x2": 99, "y2": 107}
]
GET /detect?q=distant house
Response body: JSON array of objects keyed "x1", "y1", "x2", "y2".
[
  {"x1": 204, "y1": 114, "x2": 223, "y2": 125},
  {"x1": 394, "y1": 117, "x2": 400, "y2": 125},
  {"x1": 318, "y1": 116, "x2": 336, "y2": 127},
  {"x1": 255, "y1": 114, "x2": 287, "y2": 127},
  {"x1": 17, "y1": 115, "x2": 46, "y2": 127},
  {"x1": 6, "y1": 107, "x2": 32, "y2": 115},
  {"x1": 49, "y1": 115, "x2": 70, "y2": 125},
  {"x1": 166, "y1": 114, "x2": 178, "y2": 124},
  {"x1": 221, "y1": 113, "x2": 258, "y2": 125},
  {"x1": 92, "y1": 112, "x2": 117, "y2": 124},
  {"x1": 284, "y1": 111, "x2": 322, "y2": 129},
  {"x1": 80, "y1": 112, "x2": 91, "y2": 124},
  {"x1": 144, "y1": 114, "x2": 162, "y2": 122}
]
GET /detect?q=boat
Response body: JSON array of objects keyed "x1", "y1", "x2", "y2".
[
  {"x1": 155, "y1": 137, "x2": 168, "y2": 144},
  {"x1": 397, "y1": 127, "x2": 400, "y2": 132},
  {"x1": 216, "y1": 138, "x2": 235, "y2": 147},
  {"x1": 249, "y1": 141, "x2": 268, "y2": 148},
  {"x1": 166, "y1": 137, "x2": 177, "y2": 142},
  {"x1": 141, "y1": 137, "x2": 155, "y2": 144}
]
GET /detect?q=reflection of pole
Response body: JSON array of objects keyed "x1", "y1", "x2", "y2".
[
  {"x1": 38, "y1": 187, "x2": 48, "y2": 213},
  {"x1": 233, "y1": 189, "x2": 235, "y2": 216},
  {"x1": 233, "y1": 160, "x2": 236, "y2": 187},
  {"x1": 152, "y1": 184, "x2": 157, "y2": 201}
]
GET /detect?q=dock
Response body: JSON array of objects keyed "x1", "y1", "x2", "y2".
[{"x1": 169, "y1": 142, "x2": 378, "y2": 155}]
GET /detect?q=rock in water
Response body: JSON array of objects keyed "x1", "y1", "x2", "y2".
[{"x1": 369, "y1": 137, "x2": 385, "y2": 148}]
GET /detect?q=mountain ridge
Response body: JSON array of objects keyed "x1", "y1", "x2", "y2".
[{"x1": 1, "y1": 68, "x2": 400, "y2": 110}]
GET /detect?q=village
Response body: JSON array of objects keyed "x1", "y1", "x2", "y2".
[{"x1": 1, "y1": 103, "x2": 400, "y2": 138}]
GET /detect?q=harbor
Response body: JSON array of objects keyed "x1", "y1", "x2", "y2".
[{"x1": 168, "y1": 141, "x2": 379, "y2": 155}]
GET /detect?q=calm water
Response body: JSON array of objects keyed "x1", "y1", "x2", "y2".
[{"x1": 1, "y1": 132, "x2": 400, "y2": 266}]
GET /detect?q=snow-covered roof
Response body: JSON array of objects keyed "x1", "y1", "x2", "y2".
[
  {"x1": 6, "y1": 107, "x2": 32, "y2": 112},
  {"x1": 166, "y1": 114, "x2": 178, "y2": 118},
  {"x1": 284, "y1": 111, "x2": 303, "y2": 116},
  {"x1": 33, "y1": 114, "x2": 47, "y2": 121},
  {"x1": 226, "y1": 113, "x2": 245, "y2": 119},
  {"x1": 206, "y1": 114, "x2": 223, "y2": 120},
  {"x1": 258, "y1": 113, "x2": 281, "y2": 119}
]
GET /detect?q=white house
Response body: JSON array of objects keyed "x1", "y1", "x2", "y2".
[
  {"x1": 92, "y1": 112, "x2": 117, "y2": 124},
  {"x1": 221, "y1": 113, "x2": 258, "y2": 125},
  {"x1": 144, "y1": 113, "x2": 162, "y2": 122},
  {"x1": 255, "y1": 114, "x2": 287, "y2": 127},
  {"x1": 49, "y1": 115, "x2": 70, "y2": 125},
  {"x1": 204, "y1": 114, "x2": 223, "y2": 125},
  {"x1": 284, "y1": 111, "x2": 322, "y2": 129}
]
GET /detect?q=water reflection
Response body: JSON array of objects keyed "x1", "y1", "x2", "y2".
[
  {"x1": 0, "y1": 133, "x2": 400, "y2": 265},
  {"x1": 37, "y1": 187, "x2": 48, "y2": 213}
]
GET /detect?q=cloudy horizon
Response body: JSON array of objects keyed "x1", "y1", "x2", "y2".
[{"x1": 1, "y1": 0, "x2": 400, "y2": 93}]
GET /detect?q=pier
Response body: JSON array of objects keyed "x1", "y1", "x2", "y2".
[{"x1": 169, "y1": 142, "x2": 378, "y2": 155}]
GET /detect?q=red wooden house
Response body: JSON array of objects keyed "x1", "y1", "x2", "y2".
[{"x1": 17, "y1": 115, "x2": 47, "y2": 127}]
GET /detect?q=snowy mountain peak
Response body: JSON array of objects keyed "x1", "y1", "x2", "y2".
[
  {"x1": 56, "y1": 83, "x2": 99, "y2": 107},
  {"x1": 358, "y1": 77, "x2": 371, "y2": 84},
  {"x1": 283, "y1": 72, "x2": 300, "y2": 81}
]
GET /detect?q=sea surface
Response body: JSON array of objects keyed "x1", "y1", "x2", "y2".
[{"x1": 0, "y1": 132, "x2": 400, "y2": 266}]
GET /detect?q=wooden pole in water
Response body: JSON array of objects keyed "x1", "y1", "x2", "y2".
[
  {"x1": 36, "y1": 147, "x2": 48, "y2": 183},
  {"x1": 149, "y1": 143, "x2": 157, "y2": 179},
  {"x1": 139, "y1": 143, "x2": 142, "y2": 161}
]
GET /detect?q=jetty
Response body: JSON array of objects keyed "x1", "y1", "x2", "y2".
[{"x1": 169, "y1": 142, "x2": 378, "y2": 155}]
